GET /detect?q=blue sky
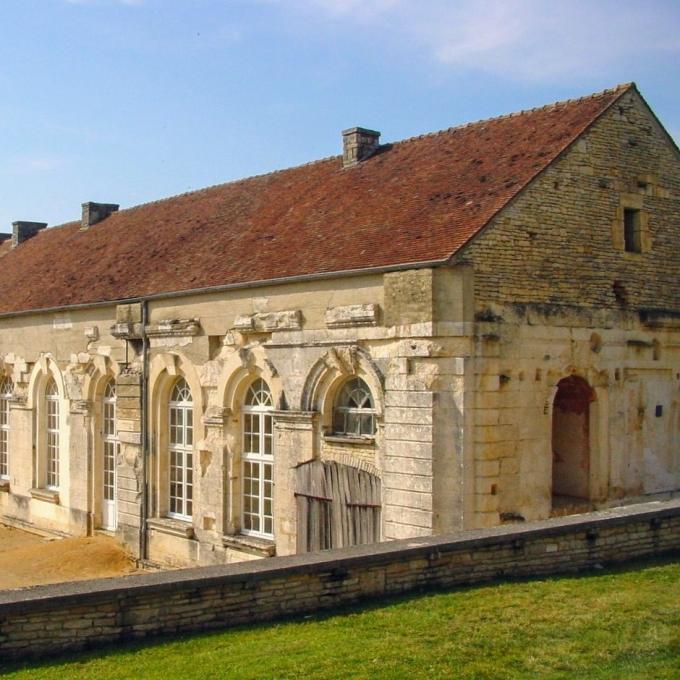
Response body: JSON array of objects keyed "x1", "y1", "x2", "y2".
[{"x1": 1, "y1": 0, "x2": 679, "y2": 230}]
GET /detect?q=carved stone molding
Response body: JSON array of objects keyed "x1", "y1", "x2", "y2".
[
  {"x1": 84, "y1": 326, "x2": 99, "y2": 342},
  {"x1": 324, "y1": 346, "x2": 359, "y2": 375},
  {"x1": 325, "y1": 303, "x2": 380, "y2": 328},
  {"x1": 272, "y1": 410, "x2": 318, "y2": 431},
  {"x1": 234, "y1": 310, "x2": 302, "y2": 333},
  {"x1": 70, "y1": 399, "x2": 92, "y2": 415},
  {"x1": 145, "y1": 318, "x2": 201, "y2": 338},
  {"x1": 111, "y1": 322, "x2": 144, "y2": 340},
  {"x1": 202, "y1": 406, "x2": 232, "y2": 427}
]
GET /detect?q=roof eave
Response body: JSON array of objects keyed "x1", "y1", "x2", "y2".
[{"x1": 0, "y1": 257, "x2": 452, "y2": 320}]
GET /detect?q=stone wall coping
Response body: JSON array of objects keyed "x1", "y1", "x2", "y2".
[{"x1": 1, "y1": 498, "x2": 678, "y2": 613}]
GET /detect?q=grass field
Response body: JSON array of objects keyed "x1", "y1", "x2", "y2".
[{"x1": 3, "y1": 556, "x2": 679, "y2": 679}]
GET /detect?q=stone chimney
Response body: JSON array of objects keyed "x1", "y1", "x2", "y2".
[
  {"x1": 81, "y1": 202, "x2": 119, "y2": 230},
  {"x1": 12, "y1": 221, "x2": 47, "y2": 249},
  {"x1": 342, "y1": 127, "x2": 380, "y2": 168}
]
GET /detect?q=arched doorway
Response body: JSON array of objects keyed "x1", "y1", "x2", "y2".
[{"x1": 551, "y1": 376, "x2": 595, "y2": 508}]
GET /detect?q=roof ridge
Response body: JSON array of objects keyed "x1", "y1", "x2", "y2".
[
  {"x1": 43, "y1": 82, "x2": 633, "y2": 231},
  {"x1": 390, "y1": 82, "x2": 634, "y2": 147},
  {"x1": 39, "y1": 153, "x2": 343, "y2": 231}
]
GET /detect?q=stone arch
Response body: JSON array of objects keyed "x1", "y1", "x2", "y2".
[
  {"x1": 82, "y1": 355, "x2": 120, "y2": 405},
  {"x1": 26, "y1": 355, "x2": 66, "y2": 409},
  {"x1": 551, "y1": 375, "x2": 596, "y2": 507},
  {"x1": 26, "y1": 356, "x2": 69, "y2": 491},
  {"x1": 218, "y1": 345, "x2": 284, "y2": 415},
  {"x1": 300, "y1": 346, "x2": 384, "y2": 431},
  {"x1": 216, "y1": 346, "x2": 284, "y2": 536},
  {"x1": 82, "y1": 356, "x2": 121, "y2": 531}
]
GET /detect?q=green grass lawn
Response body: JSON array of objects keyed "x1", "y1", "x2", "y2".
[{"x1": 3, "y1": 556, "x2": 679, "y2": 680}]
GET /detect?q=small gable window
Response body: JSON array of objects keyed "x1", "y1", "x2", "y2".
[
  {"x1": 623, "y1": 208, "x2": 642, "y2": 253},
  {"x1": 333, "y1": 378, "x2": 376, "y2": 437}
]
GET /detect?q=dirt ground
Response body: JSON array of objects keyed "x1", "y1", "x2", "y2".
[{"x1": 0, "y1": 524, "x2": 139, "y2": 590}]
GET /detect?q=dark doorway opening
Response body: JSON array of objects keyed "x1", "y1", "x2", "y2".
[{"x1": 551, "y1": 376, "x2": 595, "y2": 514}]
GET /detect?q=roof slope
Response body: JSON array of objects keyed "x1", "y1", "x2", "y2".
[{"x1": 0, "y1": 84, "x2": 632, "y2": 315}]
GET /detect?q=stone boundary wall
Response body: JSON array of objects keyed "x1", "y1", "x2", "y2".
[{"x1": 1, "y1": 499, "x2": 679, "y2": 663}]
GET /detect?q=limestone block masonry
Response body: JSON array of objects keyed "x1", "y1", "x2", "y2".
[
  {"x1": 0, "y1": 500, "x2": 678, "y2": 663},
  {"x1": 0, "y1": 84, "x2": 678, "y2": 568}
]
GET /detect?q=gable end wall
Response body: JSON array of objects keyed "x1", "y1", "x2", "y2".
[{"x1": 456, "y1": 89, "x2": 680, "y2": 313}]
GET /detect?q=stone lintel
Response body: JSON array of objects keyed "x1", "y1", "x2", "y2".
[
  {"x1": 272, "y1": 410, "x2": 318, "y2": 431},
  {"x1": 116, "y1": 370, "x2": 142, "y2": 386},
  {"x1": 147, "y1": 516, "x2": 195, "y2": 540},
  {"x1": 234, "y1": 310, "x2": 302, "y2": 333},
  {"x1": 70, "y1": 399, "x2": 92, "y2": 415},
  {"x1": 110, "y1": 322, "x2": 144, "y2": 340},
  {"x1": 84, "y1": 326, "x2": 99, "y2": 342},
  {"x1": 325, "y1": 303, "x2": 380, "y2": 328},
  {"x1": 30, "y1": 488, "x2": 60, "y2": 504},
  {"x1": 118, "y1": 431, "x2": 142, "y2": 445},
  {"x1": 222, "y1": 533, "x2": 276, "y2": 557},
  {"x1": 145, "y1": 318, "x2": 201, "y2": 338},
  {"x1": 202, "y1": 406, "x2": 231, "y2": 427}
]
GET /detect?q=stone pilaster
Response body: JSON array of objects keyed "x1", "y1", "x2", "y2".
[
  {"x1": 272, "y1": 410, "x2": 318, "y2": 556},
  {"x1": 115, "y1": 370, "x2": 143, "y2": 555}
]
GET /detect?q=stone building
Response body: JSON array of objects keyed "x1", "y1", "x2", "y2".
[{"x1": 0, "y1": 83, "x2": 678, "y2": 566}]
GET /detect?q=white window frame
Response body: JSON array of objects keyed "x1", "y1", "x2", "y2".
[
  {"x1": 242, "y1": 378, "x2": 274, "y2": 539},
  {"x1": 45, "y1": 378, "x2": 60, "y2": 490},
  {"x1": 102, "y1": 379, "x2": 118, "y2": 529},
  {"x1": 332, "y1": 377, "x2": 376, "y2": 438},
  {"x1": 0, "y1": 377, "x2": 12, "y2": 481},
  {"x1": 168, "y1": 378, "x2": 194, "y2": 521}
]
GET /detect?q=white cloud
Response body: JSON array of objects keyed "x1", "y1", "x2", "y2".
[{"x1": 281, "y1": 0, "x2": 680, "y2": 81}]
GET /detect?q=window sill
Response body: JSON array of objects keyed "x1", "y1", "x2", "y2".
[
  {"x1": 223, "y1": 533, "x2": 276, "y2": 557},
  {"x1": 30, "y1": 488, "x2": 60, "y2": 504},
  {"x1": 0, "y1": 479, "x2": 9, "y2": 493},
  {"x1": 147, "y1": 516, "x2": 195, "y2": 540},
  {"x1": 323, "y1": 434, "x2": 375, "y2": 447}
]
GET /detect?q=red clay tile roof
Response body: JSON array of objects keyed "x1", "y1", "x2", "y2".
[{"x1": 0, "y1": 84, "x2": 632, "y2": 316}]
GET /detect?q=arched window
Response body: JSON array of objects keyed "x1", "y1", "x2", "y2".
[
  {"x1": 242, "y1": 378, "x2": 274, "y2": 538},
  {"x1": 45, "y1": 378, "x2": 60, "y2": 489},
  {"x1": 168, "y1": 378, "x2": 193, "y2": 520},
  {"x1": 102, "y1": 379, "x2": 118, "y2": 530},
  {"x1": 333, "y1": 377, "x2": 376, "y2": 437},
  {"x1": 0, "y1": 377, "x2": 13, "y2": 481}
]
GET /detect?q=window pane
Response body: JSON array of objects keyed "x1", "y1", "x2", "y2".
[{"x1": 347, "y1": 413, "x2": 360, "y2": 436}]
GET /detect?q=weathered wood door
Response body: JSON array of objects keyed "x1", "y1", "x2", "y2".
[{"x1": 295, "y1": 460, "x2": 381, "y2": 553}]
